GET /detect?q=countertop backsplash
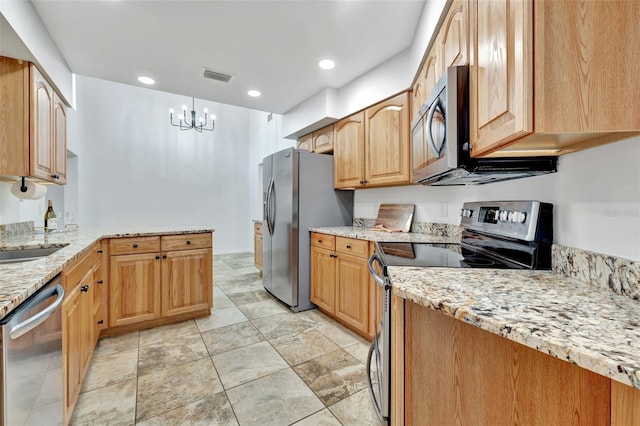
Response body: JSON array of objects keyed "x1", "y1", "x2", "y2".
[
  {"x1": 0, "y1": 221, "x2": 34, "y2": 238},
  {"x1": 552, "y1": 244, "x2": 640, "y2": 302}
]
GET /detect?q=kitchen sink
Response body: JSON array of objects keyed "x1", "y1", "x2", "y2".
[{"x1": 0, "y1": 246, "x2": 67, "y2": 265}]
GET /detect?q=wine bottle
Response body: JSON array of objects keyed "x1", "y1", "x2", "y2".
[{"x1": 44, "y1": 200, "x2": 58, "y2": 231}]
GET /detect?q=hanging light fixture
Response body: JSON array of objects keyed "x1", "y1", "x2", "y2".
[{"x1": 169, "y1": 97, "x2": 215, "y2": 132}]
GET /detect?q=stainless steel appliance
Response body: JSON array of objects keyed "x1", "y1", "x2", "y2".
[
  {"x1": 410, "y1": 66, "x2": 557, "y2": 186},
  {"x1": 366, "y1": 200, "x2": 553, "y2": 424},
  {"x1": 263, "y1": 147, "x2": 353, "y2": 311},
  {"x1": 1, "y1": 274, "x2": 65, "y2": 425}
]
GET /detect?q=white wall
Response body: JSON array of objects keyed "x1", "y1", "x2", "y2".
[
  {"x1": 72, "y1": 76, "x2": 254, "y2": 254},
  {"x1": 0, "y1": 182, "x2": 45, "y2": 226},
  {"x1": 355, "y1": 136, "x2": 640, "y2": 261}
]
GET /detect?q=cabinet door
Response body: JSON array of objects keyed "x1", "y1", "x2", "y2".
[
  {"x1": 79, "y1": 277, "x2": 95, "y2": 376},
  {"x1": 296, "y1": 133, "x2": 313, "y2": 152},
  {"x1": 310, "y1": 246, "x2": 336, "y2": 314},
  {"x1": 335, "y1": 253, "x2": 369, "y2": 334},
  {"x1": 161, "y1": 248, "x2": 213, "y2": 317},
  {"x1": 412, "y1": 45, "x2": 440, "y2": 117},
  {"x1": 52, "y1": 92, "x2": 67, "y2": 183},
  {"x1": 470, "y1": 0, "x2": 533, "y2": 156},
  {"x1": 254, "y1": 233, "x2": 263, "y2": 272},
  {"x1": 441, "y1": 0, "x2": 469, "y2": 71},
  {"x1": 94, "y1": 240, "x2": 109, "y2": 333},
  {"x1": 30, "y1": 65, "x2": 54, "y2": 181},
  {"x1": 109, "y1": 253, "x2": 161, "y2": 327},
  {"x1": 365, "y1": 92, "x2": 411, "y2": 187},
  {"x1": 334, "y1": 112, "x2": 365, "y2": 189},
  {"x1": 312, "y1": 124, "x2": 334, "y2": 154},
  {"x1": 62, "y1": 285, "x2": 82, "y2": 424}
]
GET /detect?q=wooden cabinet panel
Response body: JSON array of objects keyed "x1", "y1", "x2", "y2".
[
  {"x1": 364, "y1": 92, "x2": 410, "y2": 187},
  {"x1": 310, "y1": 232, "x2": 335, "y2": 250},
  {"x1": 470, "y1": 0, "x2": 533, "y2": 156},
  {"x1": 30, "y1": 65, "x2": 54, "y2": 181},
  {"x1": 53, "y1": 91, "x2": 67, "y2": 183},
  {"x1": 109, "y1": 236, "x2": 161, "y2": 255},
  {"x1": 335, "y1": 236, "x2": 368, "y2": 258},
  {"x1": 405, "y1": 302, "x2": 611, "y2": 425},
  {"x1": 254, "y1": 222, "x2": 263, "y2": 235},
  {"x1": 335, "y1": 253, "x2": 369, "y2": 334},
  {"x1": 312, "y1": 124, "x2": 334, "y2": 154},
  {"x1": 254, "y1": 233, "x2": 263, "y2": 273},
  {"x1": 441, "y1": 0, "x2": 468, "y2": 71},
  {"x1": 0, "y1": 57, "x2": 29, "y2": 177},
  {"x1": 161, "y1": 233, "x2": 211, "y2": 251},
  {"x1": 612, "y1": 380, "x2": 640, "y2": 425},
  {"x1": 334, "y1": 112, "x2": 365, "y2": 189},
  {"x1": 93, "y1": 240, "x2": 108, "y2": 333},
  {"x1": 109, "y1": 253, "x2": 161, "y2": 327},
  {"x1": 161, "y1": 248, "x2": 212, "y2": 317},
  {"x1": 390, "y1": 293, "x2": 405, "y2": 426},
  {"x1": 310, "y1": 246, "x2": 336, "y2": 314},
  {"x1": 296, "y1": 133, "x2": 313, "y2": 152}
]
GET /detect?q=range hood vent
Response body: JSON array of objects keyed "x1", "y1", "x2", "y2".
[{"x1": 202, "y1": 68, "x2": 233, "y2": 83}]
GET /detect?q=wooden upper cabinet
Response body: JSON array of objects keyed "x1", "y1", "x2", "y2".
[
  {"x1": 365, "y1": 91, "x2": 411, "y2": 187},
  {"x1": 296, "y1": 133, "x2": 313, "y2": 152},
  {"x1": 469, "y1": 0, "x2": 533, "y2": 157},
  {"x1": 0, "y1": 57, "x2": 67, "y2": 183},
  {"x1": 334, "y1": 111, "x2": 365, "y2": 189},
  {"x1": 312, "y1": 124, "x2": 334, "y2": 154},
  {"x1": 441, "y1": 0, "x2": 469, "y2": 71},
  {"x1": 412, "y1": 48, "x2": 440, "y2": 118}
]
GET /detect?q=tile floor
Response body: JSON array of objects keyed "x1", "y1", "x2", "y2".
[{"x1": 71, "y1": 253, "x2": 381, "y2": 425}]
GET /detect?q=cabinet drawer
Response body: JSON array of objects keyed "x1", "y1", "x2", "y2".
[
  {"x1": 161, "y1": 233, "x2": 212, "y2": 251},
  {"x1": 64, "y1": 249, "x2": 93, "y2": 293},
  {"x1": 109, "y1": 236, "x2": 160, "y2": 255},
  {"x1": 311, "y1": 232, "x2": 335, "y2": 250},
  {"x1": 254, "y1": 222, "x2": 263, "y2": 235},
  {"x1": 336, "y1": 237, "x2": 369, "y2": 258}
]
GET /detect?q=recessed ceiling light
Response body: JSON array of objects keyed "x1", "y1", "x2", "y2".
[
  {"x1": 248, "y1": 90, "x2": 261, "y2": 97},
  {"x1": 318, "y1": 59, "x2": 335, "y2": 70},
  {"x1": 138, "y1": 76, "x2": 155, "y2": 85}
]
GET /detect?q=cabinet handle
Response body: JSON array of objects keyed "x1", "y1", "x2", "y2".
[
  {"x1": 97, "y1": 249, "x2": 103, "y2": 254},
  {"x1": 155, "y1": 256, "x2": 160, "y2": 260},
  {"x1": 97, "y1": 320, "x2": 104, "y2": 325},
  {"x1": 133, "y1": 244, "x2": 139, "y2": 248},
  {"x1": 162, "y1": 255, "x2": 167, "y2": 259},
  {"x1": 81, "y1": 285, "x2": 89, "y2": 292},
  {"x1": 186, "y1": 240, "x2": 191, "y2": 245},
  {"x1": 346, "y1": 244, "x2": 351, "y2": 249},
  {"x1": 330, "y1": 254, "x2": 338, "y2": 258},
  {"x1": 317, "y1": 240, "x2": 322, "y2": 243},
  {"x1": 97, "y1": 280, "x2": 103, "y2": 285}
]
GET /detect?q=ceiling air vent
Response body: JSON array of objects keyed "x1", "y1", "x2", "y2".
[{"x1": 202, "y1": 68, "x2": 233, "y2": 83}]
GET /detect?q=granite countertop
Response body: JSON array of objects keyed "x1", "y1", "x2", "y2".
[
  {"x1": 389, "y1": 266, "x2": 640, "y2": 389},
  {"x1": 0, "y1": 227, "x2": 214, "y2": 319},
  {"x1": 310, "y1": 226, "x2": 458, "y2": 243}
]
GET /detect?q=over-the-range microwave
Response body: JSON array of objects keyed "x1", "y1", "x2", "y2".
[{"x1": 410, "y1": 65, "x2": 557, "y2": 186}]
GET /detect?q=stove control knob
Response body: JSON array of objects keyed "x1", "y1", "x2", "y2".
[
  {"x1": 512, "y1": 211, "x2": 527, "y2": 223},
  {"x1": 460, "y1": 208, "x2": 473, "y2": 218},
  {"x1": 507, "y1": 211, "x2": 515, "y2": 222},
  {"x1": 499, "y1": 210, "x2": 509, "y2": 222}
]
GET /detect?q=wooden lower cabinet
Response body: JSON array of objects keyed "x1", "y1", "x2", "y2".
[
  {"x1": 310, "y1": 233, "x2": 370, "y2": 337},
  {"x1": 161, "y1": 248, "x2": 212, "y2": 317},
  {"x1": 109, "y1": 252, "x2": 162, "y2": 327},
  {"x1": 401, "y1": 301, "x2": 617, "y2": 425},
  {"x1": 253, "y1": 222, "x2": 263, "y2": 276}
]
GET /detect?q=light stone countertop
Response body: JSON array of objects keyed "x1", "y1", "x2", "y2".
[
  {"x1": 310, "y1": 226, "x2": 457, "y2": 243},
  {"x1": 0, "y1": 228, "x2": 214, "y2": 319},
  {"x1": 389, "y1": 266, "x2": 640, "y2": 389}
]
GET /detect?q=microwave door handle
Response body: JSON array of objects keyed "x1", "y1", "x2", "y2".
[{"x1": 426, "y1": 98, "x2": 445, "y2": 158}]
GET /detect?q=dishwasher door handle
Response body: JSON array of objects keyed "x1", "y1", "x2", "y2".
[{"x1": 10, "y1": 284, "x2": 64, "y2": 340}]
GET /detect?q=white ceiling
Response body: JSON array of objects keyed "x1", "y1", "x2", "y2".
[{"x1": 30, "y1": 0, "x2": 426, "y2": 114}]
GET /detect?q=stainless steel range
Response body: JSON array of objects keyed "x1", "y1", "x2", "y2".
[{"x1": 366, "y1": 200, "x2": 553, "y2": 424}]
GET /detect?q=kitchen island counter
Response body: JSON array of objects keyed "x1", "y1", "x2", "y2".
[
  {"x1": 389, "y1": 266, "x2": 640, "y2": 389},
  {"x1": 0, "y1": 227, "x2": 214, "y2": 318}
]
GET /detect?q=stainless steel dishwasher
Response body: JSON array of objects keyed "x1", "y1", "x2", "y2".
[{"x1": 1, "y1": 275, "x2": 64, "y2": 426}]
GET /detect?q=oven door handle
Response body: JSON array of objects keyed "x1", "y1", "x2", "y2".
[
  {"x1": 368, "y1": 253, "x2": 387, "y2": 289},
  {"x1": 366, "y1": 342, "x2": 386, "y2": 422}
]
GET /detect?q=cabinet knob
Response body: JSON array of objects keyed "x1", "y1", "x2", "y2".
[
  {"x1": 317, "y1": 240, "x2": 322, "y2": 243},
  {"x1": 97, "y1": 249, "x2": 103, "y2": 254},
  {"x1": 186, "y1": 240, "x2": 191, "y2": 245},
  {"x1": 133, "y1": 244, "x2": 139, "y2": 248},
  {"x1": 163, "y1": 255, "x2": 167, "y2": 259},
  {"x1": 81, "y1": 285, "x2": 89, "y2": 292},
  {"x1": 346, "y1": 244, "x2": 351, "y2": 249},
  {"x1": 155, "y1": 255, "x2": 160, "y2": 260},
  {"x1": 97, "y1": 280, "x2": 103, "y2": 285},
  {"x1": 97, "y1": 320, "x2": 104, "y2": 325}
]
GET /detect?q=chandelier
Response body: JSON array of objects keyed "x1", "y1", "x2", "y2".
[{"x1": 169, "y1": 97, "x2": 215, "y2": 132}]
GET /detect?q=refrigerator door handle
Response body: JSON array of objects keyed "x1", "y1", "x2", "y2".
[
  {"x1": 268, "y1": 179, "x2": 276, "y2": 235},
  {"x1": 266, "y1": 178, "x2": 274, "y2": 235}
]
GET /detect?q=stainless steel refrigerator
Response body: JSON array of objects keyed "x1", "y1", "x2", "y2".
[{"x1": 263, "y1": 147, "x2": 353, "y2": 311}]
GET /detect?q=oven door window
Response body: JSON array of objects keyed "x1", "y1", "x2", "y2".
[{"x1": 426, "y1": 94, "x2": 447, "y2": 162}]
